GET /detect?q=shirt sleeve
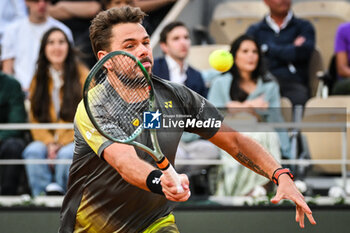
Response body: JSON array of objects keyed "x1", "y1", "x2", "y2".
[
  {"x1": 174, "y1": 85, "x2": 224, "y2": 139},
  {"x1": 266, "y1": 82, "x2": 281, "y2": 108},
  {"x1": 335, "y1": 23, "x2": 348, "y2": 53},
  {"x1": 74, "y1": 101, "x2": 112, "y2": 157},
  {"x1": 1, "y1": 22, "x2": 17, "y2": 60},
  {"x1": 207, "y1": 74, "x2": 231, "y2": 108}
]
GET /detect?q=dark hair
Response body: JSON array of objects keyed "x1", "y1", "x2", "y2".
[
  {"x1": 31, "y1": 27, "x2": 82, "y2": 123},
  {"x1": 159, "y1": 21, "x2": 188, "y2": 44},
  {"x1": 228, "y1": 34, "x2": 270, "y2": 101},
  {"x1": 89, "y1": 6, "x2": 146, "y2": 57}
]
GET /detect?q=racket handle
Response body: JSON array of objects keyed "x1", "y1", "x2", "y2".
[{"x1": 163, "y1": 164, "x2": 184, "y2": 193}]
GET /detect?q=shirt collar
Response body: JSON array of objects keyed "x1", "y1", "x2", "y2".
[
  {"x1": 165, "y1": 55, "x2": 188, "y2": 73},
  {"x1": 265, "y1": 10, "x2": 293, "y2": 33}
]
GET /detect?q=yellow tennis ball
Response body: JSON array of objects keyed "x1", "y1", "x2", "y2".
[{"x1": 209, "y1": 49, "x2": 234, "y2": 72}]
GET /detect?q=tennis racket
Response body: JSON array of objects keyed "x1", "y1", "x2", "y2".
[{"x1": 83, "y1": 50, "x2": 184, "y2": 193}]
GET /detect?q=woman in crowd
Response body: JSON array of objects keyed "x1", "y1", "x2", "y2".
[
  {"x1": 22, "y1": 27, "x2": 89, "y2": 196},
  {"x1": 207, "y1": 34, "x2": 291, "y2": 196}
]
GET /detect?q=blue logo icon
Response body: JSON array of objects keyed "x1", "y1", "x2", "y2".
[{"x1": 144, "y1": 110, "x2": 161, "y2": 129}]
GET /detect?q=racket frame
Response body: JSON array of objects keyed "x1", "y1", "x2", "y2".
[{"x1": 83, "y1": 51, "x2": 184, "y2": 192}]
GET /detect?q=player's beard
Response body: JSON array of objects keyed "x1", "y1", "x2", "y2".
[
  {"x1": 118, "y1": 57, "x2": 151, "y2": 89},
  {"x1": 114, "y1": 69, "x2": 148, "y2": 89}
]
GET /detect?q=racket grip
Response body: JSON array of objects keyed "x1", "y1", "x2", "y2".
[{"x1": 163, "y1": 164, "x2": 184, "y2": 193}]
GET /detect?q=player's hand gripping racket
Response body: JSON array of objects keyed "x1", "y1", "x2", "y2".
[{"x1": 83, "y1": 51, "x2": 184, "y2": 193}]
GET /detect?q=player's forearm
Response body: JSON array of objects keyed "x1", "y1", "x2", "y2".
[
  {"x1": 209, "y1": 124, "x2": 280, "y2": 180},
  {"x1": 232, "y1": 133, "x2": 279, "y2": 179},
  {"x1": 103, "y1": 143, "x2": 155, "y2": 191}
]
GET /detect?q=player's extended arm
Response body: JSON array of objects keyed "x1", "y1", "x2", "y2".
[
  {"x1": 209, "y1": 124, "x2": 316, "y2": 228},
  {"x1": 103, "y1": 143, "x2": 155, "y2": 190},
  {"x1": 209, "y1": 124, "x2": 278, "y2": 178},
  {"x1": 103, "y1": 142, "x2": 190, "y2": 201}
]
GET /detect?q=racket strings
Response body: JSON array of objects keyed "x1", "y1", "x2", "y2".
[
  {"x1": 110, "y1": 54, "x2": 148, "y2": 101},
  {"x1": 88, "y1": 53, "x2": 150, "y2": 141},
  {"x1": 110, "y1": 55, "x2": 148, "y2": 100}
]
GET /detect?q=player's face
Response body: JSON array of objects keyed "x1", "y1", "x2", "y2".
[
  {"x1": 264, "y1": 0, "x2": 291, "y2": 17},
  {"x1": 45, "y1": 30, "x2": 69, "y2": 69},
  {"x1": 161, "y1": 26, "x2": 190, "y2": 62},
  {"x1": 235, "y1": 40, "x2": 259, "y2": 74},
  {"x1": 26, "y1": 0, "x2": 49, "y2": 21},
  {"x1": 99, "y1": 23, "x2": 153, "y2": 74}
]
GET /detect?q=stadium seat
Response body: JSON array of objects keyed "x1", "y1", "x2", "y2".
[
  {"x1": 315, "y1": 54, "x2": 338, "y2": 98},
  {"x1": 209, "y1": 1, "x2": 268, "y2": 44},
  {"x1": 280, "y1": 97, "x2": 293, "y2": 123},
  {"x1": 211, "y1": 1, "x2": 268, "y2": 20},
  {"x1": 293, "y1": 1, "x2": 350, "y2": 21},
  {"x1": 293, "y1": 1, "x2": 350, "y2": 68},
  {"x1": 301, "y1": 96, "x2": 350, "y2": 174},
  {"x1": 308, "y1": 48, "x2": 325, "y2": 97},
  {"x1": 187, "y1": 44, "x2": 230, "y2": 71}
]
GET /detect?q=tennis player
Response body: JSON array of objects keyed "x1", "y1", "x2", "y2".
[{"x1": 59, "y1": 6, "x2": 316, "y2": 232}]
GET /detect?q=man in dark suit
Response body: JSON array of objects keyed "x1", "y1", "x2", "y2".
[
  {"x1": 152, "y1": 21, "x2": 208, "y2": 98},
  {"x1": 246, "y1": 0, "x2": 315, "y2": 106}
]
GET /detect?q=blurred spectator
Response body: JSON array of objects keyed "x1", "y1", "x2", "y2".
[
  {"x1": 207, "y1": 35, "x2": 288, "y2": 196},
  {"x1": 138, "y1": 0, "x2": 176, "y2": 35},
  {"x1": 1, "y1": 0, "x2": 73, "y2": 93},
  {"x1": 0, "y1": 0, "x2": 27, "y2": 55},
  {"x1": 153, "y1": 21, "x2": 207, "y2": 97},
  {"x1": 153, "y1": 21, "x2": 217, "y2": 188},
  {"x1": 48, "y1": 0, "x2": 101, "y2": 68},
  {"x1": 134, "y1": 0, "x2": 176, "y2": 13},
  {"x1": 332, "y1": 22, "x2": 350, "y2": 95},
  {"x1": 101, "y1": 0, "x2": 176, "y2": 35},
  {"x1": 100, "y1": 1, "x2": 159, "y2": 40},
  {"x1": 207, "y1": 34, "x2": 291, "y2": 158},
  {"x1": 101, "y1": 0, "x2": 135, "y2": 10},
  {"x1": 246, "y1": 0, "x2": 315, "y2": 106},
  {"x1": 22, "y1": 28, "x2": 88, "y2": 196},
  {"x1": 0, "y1": 71, "x2": 27, "y2": 195}
]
